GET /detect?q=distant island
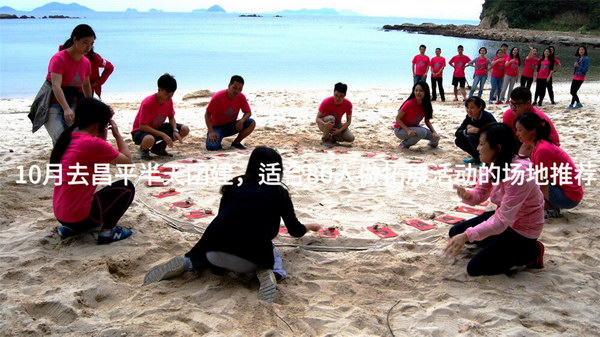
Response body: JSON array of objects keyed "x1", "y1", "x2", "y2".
[
  {"x1": 31, "y1": 2, "x2": 94, "y2": 13},
  {"x1": 192, "y1": 5, "x2": 226, "y2": 13}
]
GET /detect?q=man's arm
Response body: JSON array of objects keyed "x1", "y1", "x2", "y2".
[{"x1": 205, "y1": 110, "x2": 217, "y2": 143}]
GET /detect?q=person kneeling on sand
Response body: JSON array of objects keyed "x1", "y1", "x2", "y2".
[
  {"x1": 205, "y1": 75, "x2": 255, "y2": 151},
  {"x1": 53, "y1": 98, "x2": 136, "y2": 244},
  {"x1": 393, "y1": 81, "x2": 440, "y2": 149},
  {"x1": 131, "y1": 73, "x2": 190, "y2": 160},
  {"x1": 316, "y1": 82, "x2": 355, "y2": 146},
  {"x1": 445, "y1": 123, "x2": 545, "y2": 276},
  {"x1": 455, "y1": 96, "x2": 497, "y2": 164},
  {"x1": 144, "y1": 147, "x2": 321, "y2": 302}
]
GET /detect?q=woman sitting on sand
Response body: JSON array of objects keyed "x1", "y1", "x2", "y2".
[
  {"x1": 454, "y1": 96, "x2": 497, "y2": 164},
  {"x1": 515, "y1": 112, "x2": 583, "y2": 218},
  {"x1": 144, "y1": 146, "x2": 321, "y2": 302},
  {"x1": 393, "y1": 81, "x2": 440, "y2": 149},
  {"x1": 52, "y1": 98, "x2": 135, "y2": 244},
  {"x1": 445, "y1": 123, "x2": 545, "y2": 276}
]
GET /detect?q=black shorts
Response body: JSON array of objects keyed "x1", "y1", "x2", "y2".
[
  {"x1": 452, "y1": 77, "x2": 466, "y2": 88},
  {"x1": 132, "y1": 123, "x2": 183, "y2": 145}
]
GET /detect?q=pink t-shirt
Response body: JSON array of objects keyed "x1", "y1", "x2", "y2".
[
  {"x1": 394, "y1": 98, "x2": 425, "y2": 128},
  {"x1": 472, "y1": 57, "x2": 490, "y2": 76},
  {"x1": 502, "y1": 106, "x2": 560, "y2": 146},
  {"x1": 207, "y1": 89, "x2": 251, "y2": 126},
  {"x1": 430, "y1": 56, "x2": 446, "y2": 78},
  {"x1": 53, "y1": 132, "x2": 120, "y2": 223},
  {"x1": 131, "y1": 94, "x2": 175, "y2": 133},
  {"x1": 491, "y1": 56, "x2": 506, "y2": 78},
  {"x1": 522, "y1": 57, "x2": 539, "y2": 77},
  {"x1": 412, "y1": 54, "x2": 430, "y2": 76},
  {"x1": 462, "y1": 156, "x2": 544, "y2": 241},
  {"x1": 45, "y1": 49, "x2": 91, "y2": 87},
  {"x1": 531, "y1": 140, "x2": 583, "y2": 202},
  {"x1": 537, "y1": 59, "x2": 551, "y2": 79},
  {"x1": 449, "y1": 54, "x2": 471, "y2": 77},
  {"x1": 504, "y1": 58, "x2": 520, "y2": 77},
  {"x1": 319, "y1": 96, "x2": 352, "y2": 124}
]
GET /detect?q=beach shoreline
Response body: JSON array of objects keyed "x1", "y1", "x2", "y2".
[{"x1": 1, "y1": 84, "x2": 600, "y2": 336}]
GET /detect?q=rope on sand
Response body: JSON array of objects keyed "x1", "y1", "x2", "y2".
[{"x1": 386, "y1": 298, "x2": 404, "y2": 337}]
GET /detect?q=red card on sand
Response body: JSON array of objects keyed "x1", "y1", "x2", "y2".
[
  {"x1": 278, "y1": 227, "x2": 291, "y2": 237},
  {"x1": 153, "y1": 190, "x2": 180, "y2": 198},
  {"x1": 407, "y1": 160, "x2": 424, "y2": 164},
  {"x1": 319, "y1": 228, "x2": 339, "y2": 238},
  {"x1": 335, "y1": 150, "x2": 348, "y2": 154},
  {"x1": 434, "y1": 214, "x2": 465, "y2": 224},
  {"x1": 178, "y1": 159, "x2": 198, "y2": 164},
  {"x1": 197, "y1": 156, "x2": 211, "y2": 160},
  {"x1": 215, "y1": 153, "x2": 230, "y2": 157},
  {"x1": 151, "y1": 173, "x2": 171, "y2": 179},
  {"x1": 157, "y1": 166, "x2": 175, "y2": 172},
  {"x1": 385, "y1": 156, "x2": 399, "y2": 161},
  {"x1": 455, "y1": 206, "x2": 485, "y2": 215},
  {"x1": 428, "y1": 165, "x2": 444, "y2": 171},
  {"x1": 184, "y1": 210, "x2": 214, "y2": 219},
  {"x1": 170, "y1": 201, "x2": 196, "y2": 208},
  {"x1": 404, "y1": 219, "x2": 436, "y2": 231},
  {"x1": 362, "y1": 152, "x2": 376, "y2": 158},
  {"x1": 367, "y1": 225, "x2": 398, "y2": 238},
  {"x1": 145, "y1": 180, "x2": 169, "y2": 187}
]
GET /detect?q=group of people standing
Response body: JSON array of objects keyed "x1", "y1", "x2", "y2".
[
  {"x1": 28, "y1": 24, "x2": 587, "y2": 303},
  {"x1": 411, "y1": 43, "x2": 590, "y2": 109}
]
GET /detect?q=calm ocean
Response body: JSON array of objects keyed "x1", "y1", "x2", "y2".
[{"x1": 0, "y1": 12, "x2": 594, "y2": 99}]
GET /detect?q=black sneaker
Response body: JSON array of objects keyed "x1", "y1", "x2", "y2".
[
  {"x1": 97, "y1": 226, "x2": 133, "y2": 245},
  {"x1": 57, "y1": 225, "x2": 76, "y2": 239},
  {"x1": 139, "y1": 148, "x2": 151, "y2": 160},
  {"x1": 150, "y1": 142, "x2": 173, "y2": 157},
  {"x1": 231, "y1": 142, "x2": 247, "y2": 150}
]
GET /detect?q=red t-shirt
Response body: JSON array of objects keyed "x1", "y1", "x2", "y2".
[
  {"x1": 394, "y1": 98, "x2": 426, "y2": 128},
  {"x1": 45, "y1": 49, "x2": 91, "y2": 87},
  {"x1": 131, "y1": 94, "x2": 175, "y2": 133},
  {"x1": 502, "y1": 106, "x2": 560, "y2": 146},
  {"x1": 430, "y1": 56, "x2": 446, "y2": 78},
  {"x1": 522, "y1": 57, "x2": 539, "y2": 77},
  {"x1": 319, "y1": 96, "x2": 352, "y2": 124},
  {"x1": 537, "y1": 59, "x2": 551, "y2": 79},
  {"x1": 531, "y1": 140, "x2": 583, "y2": 202},
  {"x1": 88, "y1": 53, "x2": 114, "y2": 96},
  {"x1": 472, "y1": 57, "x2": 490, "y2": 76},
  {"x1": 412, "y1": 54, "x2": 430, "y2": 76},
  {"x1": 505, "y1": 58, "x2": 520, "y2": 77},
  {"x1": 491, "y1": 56, "x2": 506, "y2": 78},
  {"x1": 53, "y1": 132, "x2": 120, "y2": 223},
  {"x1": 206, "y1": 89, "x2": 251, "y2": 126},
  {"x1": 449, "y1": 54, "x2": 471, "y2": 77}
]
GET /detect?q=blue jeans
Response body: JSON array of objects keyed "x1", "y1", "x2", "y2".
[
  {"x1": 489, "y1": 76, "x2": 503, "y2": 102},
  {"x1": 549, "y1": 185, "x2": 580, "y2": 209},
  {"x1": 469, "y1": 74, "x2": 488, "y2": 98},
  {"x1": 414, "y1": 75, "x2": 424, "y2": 85},
  {"x1": 206, "y1": 118, "x2": 255, "y2": 151},
  {"x1": 44, "y1": 103, "x2": 74, "y2": 145},
  {"x1": 394, "y1": 126, "x2": 438, "y2": 147}
]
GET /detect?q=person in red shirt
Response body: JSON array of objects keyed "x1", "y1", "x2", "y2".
[
  {"x1": 489, "y1": 49, "x2": 506, "y2": 104},
  {"x1": 412, "y1": 45, "x2": 430, "y2": 85},
  {"x1": 499, "y1": 47, "x2": 520, "y2": 104},
  {"x1": 546, "y1": 46, "x2": 561, "y2": 104},
  {"x1": 205, "y1": 75, "x2": 255, "y2": 150},
  {"x1": 85, "y1": 48, "x2": 114, "y2": 99},
  {"x1": 449, "y1": 45, "x2": 471, "y2": 102},
  {"x1": 430, "y1": 47, "x2": 446, "y2": 102},
  {"x1": 533, "y1": 48, "x2": 554, "y2": 106},
  {"x1": 393, "y1": 81, "x2": 440, "y2": 149},
  {"x1": 520, "y1": 46, "x2": 538, "y2": 89},
  {"x1": 316, "y1": 82, "x2": 354, "y2": 146},
  {"x1": 131, "y1": 74, "x2": 190, "y2": 160},
  {"x1": 466, "y1": 47, "x2": 491, "y2": 98}
]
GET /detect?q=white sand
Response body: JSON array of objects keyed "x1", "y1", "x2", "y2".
[{"x1": 1, "y1": 82, "x2": 599, "y2": 336}]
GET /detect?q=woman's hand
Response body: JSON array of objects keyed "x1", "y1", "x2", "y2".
[
  {"x1": 444, "y1": 233, "x2": 468, "y2": 257},
  {"x1": 64, "y1": 107, "x2": 75, "y2": 124},
  {"x1": 453, "y1": 184, "x2": 471, "y2": 201}
]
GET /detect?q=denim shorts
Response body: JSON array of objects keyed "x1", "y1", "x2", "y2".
[{"x1": 206, "y1": 118, "x2": 254, "y2": 150}]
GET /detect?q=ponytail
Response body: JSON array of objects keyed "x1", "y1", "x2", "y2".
[
  {"x1": 50, "y1": 125, "x2": 76, "y2": 164},
  {"x1": 60, "y1": 24, "x2": 96, "y2": 51}
]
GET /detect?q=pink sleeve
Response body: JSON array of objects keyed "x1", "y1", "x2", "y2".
[
  {"x1": 95, "y1": 54, "x2": 114, "y2": 85},
  {"x1": 48, "y1": 54, "x2": 64, "y2": 75},
  {"x1": 462, "y1": 181, "x2": 492, "y2": 206},
  {"x1": 465, "y1": 179, "x2": 537, "y2": 242}
]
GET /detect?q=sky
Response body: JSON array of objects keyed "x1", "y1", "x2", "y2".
[{"x1": 1, "y1": 0, "x2": 485, "y2": 20}]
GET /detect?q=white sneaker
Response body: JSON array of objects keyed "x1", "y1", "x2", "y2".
[{"x1": 143, "y1": 256, "x2": 187, "y2": 285}]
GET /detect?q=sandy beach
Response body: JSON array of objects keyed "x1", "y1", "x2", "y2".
[{"x1": 1, "y1": 82, "x2": 599, "y2": 336}]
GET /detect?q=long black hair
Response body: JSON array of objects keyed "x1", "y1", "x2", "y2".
[
  {"x1": 220, "y1": 146, "x2": 288, "y2": 196},
  {"x1": 509, "y1": 47, "x2": 520, "y2": 65},
  {"x1": 537, "y1": 47, "x2": 555, "y2": 72},
  {"x1": 479, "y1": 123, "x2": 518, "y2": 183},
  {"x1": 59, "y1": 24, "x2": 96, "y2": 51},
  {"x1": 401, "y1": 81, "x2": 433, "y2": 120},
  {"x1": 50, "y1": 98, "x2": 111, "y2": 164},
  {"x1": 515, "y1": 112, "x2": 552, "y2": 144}
]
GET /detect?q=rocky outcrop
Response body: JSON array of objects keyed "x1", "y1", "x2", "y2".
[{"x1": 382, "y1": 23, "x2": 600, "y2": 48}]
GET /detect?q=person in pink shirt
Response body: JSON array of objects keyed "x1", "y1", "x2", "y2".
[
  {"x1": 393, "y1": 81, "x2": 440, "y2": 149},
  {"x1": 467, "y1": 47, "x2": 491, "y2": 98},
  {"x1": 515, "y1": 112, "x2": 583, "y2": 218},
  {"x1": 52, "y1": 98, "x2": 135, "y2": 245},
  {"x1": 131, "y1": 74, "x2": 190, "y2": 160},
  {"x1": 43, "y1": 24, "x2": 95, "y2": 145},
  {"x1": 85, "y1": 48, "x2": 114, "y2": 99},
  {"x1": 502, "y1": 87, "x2": 560, "y2": 156},
  {"x1": 316, "y1": 82, "x2": 354, "y2": 146},
  {"x1": 449, "y1": 45, "x2": 471, "y2": 102},
  {"x1": 520, "y1": 46, "x2": 538, "y2": 89},
  {"x1": 412, "y1": 45, "x2": 430, "y2": 85},
  {"x1": 445, "y1": 123, "x2": 545, "y2": 276},
  {"x1": 533, "y1": 48, "x2": 555, "y2": 106},
  {"x1": 430, "y1": 47, "x2": 446, "y2": 102},
  {"x1": 205, "y1": 75, "x2": 255, "y2": 150},
  {"x1": 568, "y1": 46, "x2": 590, "y2": 110},
  {"x1": 546, "y1": 46, "x2": 561, "y2": 105},
  {"x1": 489, "y1": 49, "x2": 506, "y2": 104},
  {"x1": 499, "y1": 47, "x2": 520, "y2": 104}
]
